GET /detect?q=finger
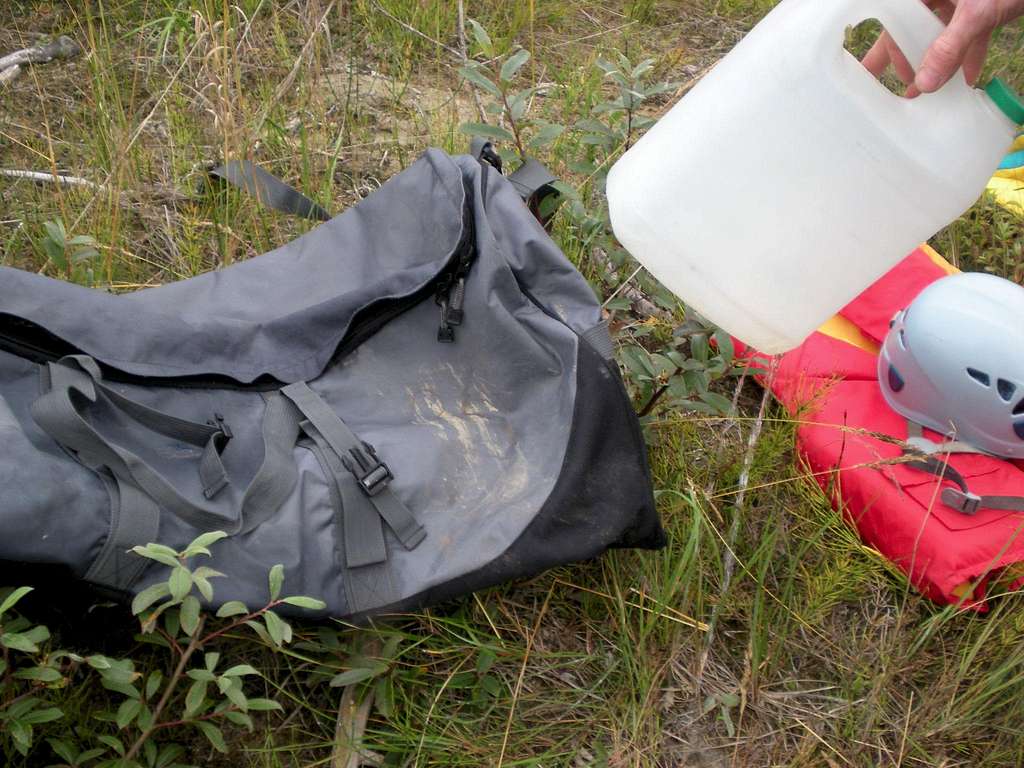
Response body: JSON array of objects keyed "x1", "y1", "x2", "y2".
[
  {"x1": 915, "y1": 2, "x2": 993, "y2": 92},
  {"x1": 886, "y1": 35, "x2": 916, "y2": 85},
  {"x1": 862, "y1": 34, "x2": 893, "y2": 78},
  {"x1": 961, "y1": 37, "x2": 990, "y2": 85}
]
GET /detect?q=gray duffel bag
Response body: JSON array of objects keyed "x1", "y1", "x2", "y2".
[{"x1": 0, "y1": 148, "x2": 664, "y2": 619}]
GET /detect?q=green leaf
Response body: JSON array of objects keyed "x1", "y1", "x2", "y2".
[
  {"x1": 101, "y1": 679, "x2": 141, "y2": 699},
  {"x1": 458, "y1": 65, "x2": 501, "y2": 98},
  {"x1": 87, "y1": 654, "x2": 112, "y2": 670},
  {"x1": 279, "y1": 595, "x2": 326, "y2": 611},
  {"x1": 268, "y1": 564, "x2": 285, "y2": 601},
  {"x1": 691, "y1": 333, "x2": 711, "y2": 364},
  {"x1": 245, "y1": 697, "x2": 282, "y2": 712},
  {"x1": 164, "y1": 608, "x2": 180, "y2": 638},
  {"x1": 204, "y1": 652, "x2": 220, "y2": 672},
  {"x1": 244, "y1": 619, "x2": 272, "y2": 645},
  {"x1": 116, "y1": 699, "x2": 141, "y2": 729},
  {"x1": 22, "y1": 706, "x2": 63, "y2": 725},
  {"x1": 220, "y1": 678, "x2": 248, "y2": 711},
  {"x1": 195, "y1": 721, "x2": 228, "y2": 753},
  {"x1": 185, "y1": 679, "x2": 208, "y2": 716},
  {"x1": 135, "y1": 702, "x2": 153, "y2": 732},
  {"x1": 527, "y1": 121, "x2": 565, "y2": 150},
  {"x1": 97, "y1": 734, "x2": 126, "y2": 756},
  {"x1": 500, "y1": 48, "x2": 531, "y2": 83},
  {"x1": 47, "y1": 737, "x2": 77, "y2": 763},
  {"x1": 221, "y1": 664, "x2": 259, "y2": 678},
  {"x1": 699, "y1": 391, "x2": 734, "y2": 415},
  {"x1": 712, "y1": 329, "x2": 735, "y2": 365},
  {"x1": 183, "y1": 530, "x2": 228, "y2": 557},
  {"x1": 459, "y1": 122, "x2": 515, "y2": 142},
  {"x1": 0, "y1": 586, "x2": 33, "y2": 616},
  {"x1": 9, "y1": 719, "x2": 32, "y2": 755},
  {"x1": 329, "y1": 667, "x2": 377, "y2": 687},
  {"x1": 71, "y1": 246, "x2": 99, "y2": 263},
  {"x1": 187, "y1": 669, "x2": 216, "y2": 683},
  {"x1": 5, "y1": 696, "x2": 40, "y2": 718},
  {"x1": 146, "y1": 670, "x2": 163, "y2": 700},
  {"x1": 43, "y1": 219, "x2": 66, "y2": 246},
  {"x1": 480, "y1": 674, "x2": 503, "y2": 697},
  {"x1": 224, "y1": 709, "x2": 254, "y2": 730},
  {"x1": 374, "y1": 676, "x2": 394, "y2": 719},
  {"x1": 180, "y1": 596, "x2": 200, "y2": 637},
  {"x1": 476, "y1": 647, "x2": 497, "y2": 675},
  {"x1": 131, "y1": 582, "x2": 171, "y2": 616},
  {"x1": 131, "y1": 543, "x2": 180, "y2": 568},
  {"x1": 168, "y1": 566, "x2": 193, "y2": 601},
  {"x1": 216, "y1": 600, "x2": 248, "y2": 618},
  {"x1": 467, "y1": 19, "x2": 493, "y2": 56},
  {"x1": 1, "y1": 631, "x2": 40, "y2": 653},
  {"x1": 262, "y1": 610, "x2": 286, "y2": 647},
  {"x1": 13, "y1": 665, "x2": 62, "y2": 683}
]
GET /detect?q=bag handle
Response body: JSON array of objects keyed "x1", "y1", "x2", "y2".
[{"x1": 31, "y1": 356, "x2": 301, "y2": 533}]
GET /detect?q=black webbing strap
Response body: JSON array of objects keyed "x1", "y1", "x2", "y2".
[
  {"x1": 83, "y1": 475, "x2": 160, "y2": 591},
  {"x1": 905, "y1": 454, "x2": 1024, "y2": 516},
  {"x1": 208, "y1": 160, "x2": 331, "y2": 222},
  {"x1": 281, "y1": 382, "x2": 425, "y2": 567},
  {"x1": 469, "y1": 140, "x2": 561, "y2": 226},
  {"x1": 61, "y1": 357, "x2": 231, "y2": 499},
  {"x1": 31, "y1": 357, "x2": 302, "y2": 589}
]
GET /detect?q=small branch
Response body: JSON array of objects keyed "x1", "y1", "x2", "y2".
[
  {"x1": 0, "y1": 168, "x2": 106, "y2": 191},
  {"x1": 695, "y1": 361, "x2": 775, "y2": 694},
  {"x1": 372, "y1": 1, "x2": 460, "y2": 57},
  {"x1": 124, "y1": 615, "x2": 206, "y2": 763},
  {"x1": 456, "y1": 0, "x2": 486, "y2": 122},
  {"x1": 0, "y1": 35, "x2": 81, "y2": 71},
  {"x1": 199, "y1": 600, "x2": 279, "y2": 645}
]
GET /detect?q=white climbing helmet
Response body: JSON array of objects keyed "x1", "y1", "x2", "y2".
[{"x1": 878, "y1": 271, "x2": 1024, "y2": 459}]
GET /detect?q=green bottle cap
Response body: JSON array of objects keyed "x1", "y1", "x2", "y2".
[{"x1": 985, "y1": 77, "x2": 1024, "y2": 125}]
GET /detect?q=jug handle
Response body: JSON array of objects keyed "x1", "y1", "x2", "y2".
[{"x1": 832, "y1": 0, "x2": 973, "y2": 98}]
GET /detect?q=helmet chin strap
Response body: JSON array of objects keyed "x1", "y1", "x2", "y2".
[
  {"x1": 902, "y1": 420, "x2": 1024, "y2": 516},
  {"x1": 904, "y1": 421, "x2": 991, "y2": 456}
]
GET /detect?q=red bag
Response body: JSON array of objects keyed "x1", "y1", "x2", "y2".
[{"x1": 737, "y1": 248, "x2": 1024, "y2": 607}]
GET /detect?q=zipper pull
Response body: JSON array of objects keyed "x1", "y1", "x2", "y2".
[
  {"x1": 437, "y1": 298, "x2": 455, "y2": 343},
  {"x1": 447, "y1": 277, "x2": 466, "y2": 326}
]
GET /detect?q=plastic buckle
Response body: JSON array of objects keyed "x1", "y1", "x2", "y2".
[
  {"x1": 343, "y1": 442, "x2": 393, "y2": 497},
  {"x1": 208, "y1": 413, "x2": 233, "y2": 441},
  {"x1": 942, "y1": 488, "x2": 981, "y2": 515}
]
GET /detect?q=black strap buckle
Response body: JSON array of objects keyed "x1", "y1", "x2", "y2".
[
  {"x1": 342, "y1": 441, "x2": 393, "y2": 497},
  {"x1": 941, "y1": 488, "x2": 981, "y2": 515}
]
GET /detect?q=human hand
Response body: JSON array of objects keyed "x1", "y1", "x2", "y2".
[{"x1": 861, "y1": 0, "x2": 1024, "y2": 96}]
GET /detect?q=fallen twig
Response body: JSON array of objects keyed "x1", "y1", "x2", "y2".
[
  {"x1": 0, "y1": 168, "x2": 106, "y2": 191},
  {"x1": 0, "y1": 64, "x2": 20, "y2": 85},
  {"x1": 0, "y1": 35, "x2": 81, "y2": 79}
]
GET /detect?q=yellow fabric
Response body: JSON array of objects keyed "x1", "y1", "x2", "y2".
[
  {"x1": 816, "y1": 244, "x2": 957, "y2": 351},
  {"x1": 988, "y1": 132, "x2": 1024, "y2": 214}
]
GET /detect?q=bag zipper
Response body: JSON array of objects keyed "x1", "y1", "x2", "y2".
[{"x1": 0, "y1": 201, "x2": 477, "y2": 390}]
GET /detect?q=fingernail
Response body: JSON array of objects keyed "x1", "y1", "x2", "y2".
[{"x1": 916, "y1": 68, "x2": 940, "y2": 93}]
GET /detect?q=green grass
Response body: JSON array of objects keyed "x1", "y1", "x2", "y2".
[{"x1": 2, "y1": 2, "x2": 1024, "y2": 766}]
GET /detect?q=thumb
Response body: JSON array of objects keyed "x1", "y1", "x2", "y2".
[{"x1": 915, "y1": 1, "x2": 993, "y2": 93}]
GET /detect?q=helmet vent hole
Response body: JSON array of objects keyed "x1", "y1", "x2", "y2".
[
  {"x1": 967, "y1": 368, "x2": 991, "y2": 387},
  {"x1": 898, "y1": 330, "x2": 907, "y2": 350},
  {"x1": 1015, "y1": 421, "x2": 1024, "y2": 441},
  {"x1": 1014, "y1": 398, "x2": 1024, "y2": 417},
  {"x1": 997, "y1": 379, "x2": 1017, "y2": 403},
  {"x1": 887, "y1": 365, "x2": 905, "y2": 393}
]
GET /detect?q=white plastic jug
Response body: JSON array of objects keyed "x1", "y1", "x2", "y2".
[{"x1": 606, "y1": 0, "x2": 1021, "y2": 354}]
